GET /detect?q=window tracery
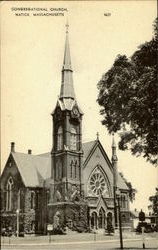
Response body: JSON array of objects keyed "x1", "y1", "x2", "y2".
[{"x1": 87, "y1": 166, "x2": 110, "y2": 197}]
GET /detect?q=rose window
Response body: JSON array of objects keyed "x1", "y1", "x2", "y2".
[{"x1": 87, "y1": 166, "x2": 110, "y2": 197}]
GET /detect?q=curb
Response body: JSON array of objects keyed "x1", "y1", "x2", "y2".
[{"x1": 1, "y1": 237, "x2": 157, "y2": 247}]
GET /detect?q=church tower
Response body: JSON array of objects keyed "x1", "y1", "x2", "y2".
[{"x1": 51, "y1": 23, "x2": 84, "y2": 205}]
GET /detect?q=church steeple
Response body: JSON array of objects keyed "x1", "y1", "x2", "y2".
[
  {"x1": 63, "y1": 22, "x2": 72, "y2": 71},
  {"x1": 111, "y1": 134, "x2": 118, "y2": 187},
  {"x1": 51, "y1": 22, "x2": 83, "y2": 197},
  {"x1": 60, "y1": 22, "x2": 75, "y2": 100},
  {"x1": 111, "y1": 135, "x2": 118, "y2": 162}
]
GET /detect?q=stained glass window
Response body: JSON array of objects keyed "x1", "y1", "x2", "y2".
[{"x1": 87, "y1": 166, "x2": 110, "y2": 197}]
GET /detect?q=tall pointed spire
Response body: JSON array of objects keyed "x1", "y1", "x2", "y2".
[
  {"x1": 111, "y1": 134, "x2": 118, "y2": 195},
  {"x1": 63, "y1": 21, "x2": 72, "y2": 71},
  {"x1": 60, "y1": 22, "x2": 75, "y2": 100}
]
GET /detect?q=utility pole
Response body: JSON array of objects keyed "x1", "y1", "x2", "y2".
[{"x1": 116, "y1": 189, "x2": 123, "y2": 249}]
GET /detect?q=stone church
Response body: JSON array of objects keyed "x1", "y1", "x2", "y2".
[{"x1": 1, "y1": 24, "x2": 132, "y2": 235}]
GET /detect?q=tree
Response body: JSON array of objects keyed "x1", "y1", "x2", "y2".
[
  {"x1": 149, "y1": 188, "x2": 158, "y2": 216},
  {"x1": 148, "y1": 188, "x2": 158, "y2": 229},
  {"x1": 97, "y1": 18, "x2": 158, "y2": 165}
]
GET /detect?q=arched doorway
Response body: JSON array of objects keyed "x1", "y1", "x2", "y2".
[
  {"x1": 107, "y1": 212, "x2": 113, "y2": 227},
  {"x1": 91, "y1": 212, "x2": 97, "y2": 229},
  {"x1": 98, "y1": 208, "x2": 105, "y2": 229}
]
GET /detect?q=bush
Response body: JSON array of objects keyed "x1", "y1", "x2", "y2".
[
  {"x1": 106, "y1": 223, "x2": 114, "y2": 235},
  {"x1": 136, "y1": 222, "x2": 155, "y2": 233},
  {"x1": 52, "y1": 226, "x2": 66, "y2": 235}
]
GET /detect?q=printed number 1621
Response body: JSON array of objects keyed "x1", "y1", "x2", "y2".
[{"x1": 104, "y1": 13, "x2": 111, "y2": 16}]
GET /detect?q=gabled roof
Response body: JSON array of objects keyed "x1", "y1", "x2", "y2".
[
  {"x1": 82, "y1": 140, "x2": 96, "y2": 162},
  {"x1": 12, "y1": 152, "x2": 51, "y2": 187},
  {"x1": 82, "y1": 140, "x2": 129, "y2": 190},
  {"x1": 117, "y1": 173, "x2": 128, "y2": 190},
  {"x1": 2, "y1": 140, "x2": 129, "y2": 190},
  {"x1": 82, "y1": 139, "x2": 113, "y2": 171}
]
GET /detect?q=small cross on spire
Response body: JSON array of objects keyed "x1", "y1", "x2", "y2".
[
  {"x1": 96, "y1": 132, "x2": 99, "y2": 140},
  {"x1": 66, "y1": 19, "x2": 69, "y2": 33}
]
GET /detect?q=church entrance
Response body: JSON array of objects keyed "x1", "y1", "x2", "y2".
[
  {"x1": 98, "y1": 208, "x2": 105, "y2": 229},
  {"x1": 107, "y1": 212, "x2": 113, "y2": 228},
  {"x1": 90, "y1": 208, "x2": 106, "y2": 230},
  {"x1": 91, "y1": 212, "x2": 97, "y2": 229}
]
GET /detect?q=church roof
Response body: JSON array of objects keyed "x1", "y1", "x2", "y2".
[
  {"x1": 117, "y1": 173, "x2": 129, "y2": 190},
  {"x1": 82, "y1": 140, "x2": 129, "y2": 190},
  {"x1": 12, "y1": 152, "x2": 51, "y2": 187},
  {"x1": 82, "y1": 140, "x2": 97, "y2": 162},
  {"x1": 4, "y1": 140, "x2": 128, "y2": 190}
]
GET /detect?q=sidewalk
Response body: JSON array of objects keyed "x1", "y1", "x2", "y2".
[{"x1": 1, "y1": 232, "x2": 157, "y2": 246}]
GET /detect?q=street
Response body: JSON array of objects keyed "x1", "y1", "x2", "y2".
[{"x1": 1, "y1": 237, "x2": 158, "y2": 250}]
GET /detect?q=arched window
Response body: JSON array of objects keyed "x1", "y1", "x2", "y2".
[
  {"x1": 70, "y1": 128, "x2": 77, "y2": 150},
  {"x1": 57, "y1": 126, "x2": 63, "y2": 150},
  {"x1": 56, "y1": 161, "x2": 62, "y2": 180},
  {"x1": 70, "y1": 160, "x2": 77, "y2": 179},
  {"x1": 31, "y1": 191, "x2": 35, "y2": 209},
  {"x1": 74, "y1": 161, "x2": 77, "y2": 179},
  {"x1": 70, "y1": 161, "x2": 73, "y2": 178},
  {"x1": 121, "y1": 195, "x2": 126, "y2": 208},
  {"x1": 59, "y1": 164, "x2": 62, "y2": 179},
  {"x1": 6, "y1": 177, "x2": 14, "y2": 211}
]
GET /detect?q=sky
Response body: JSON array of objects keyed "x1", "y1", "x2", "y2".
[{"x1": 1, "y1": 1, "x2": 157, "y2": 212}]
